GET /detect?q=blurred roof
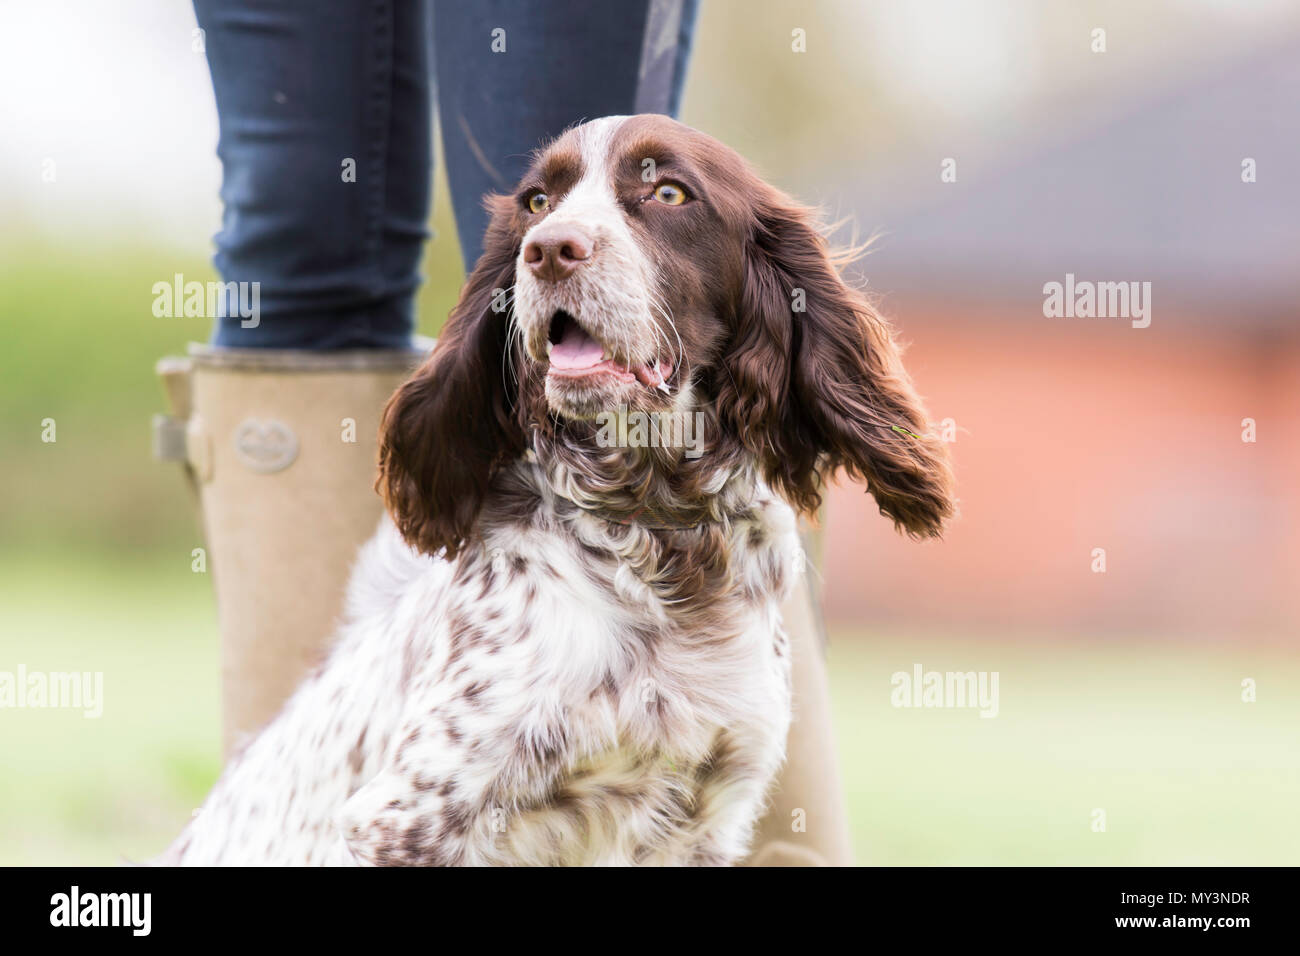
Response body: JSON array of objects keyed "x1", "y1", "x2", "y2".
[{"x1": 857, "y1": 36, "x2": 1300, "y2": 329}]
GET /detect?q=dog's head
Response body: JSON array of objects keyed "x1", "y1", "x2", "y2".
[{"x1": 380, "y1": 115, "x2": 954, "y2": 557}]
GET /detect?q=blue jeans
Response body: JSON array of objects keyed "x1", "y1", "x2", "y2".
[{"x1": 192, "y1": 0, "x2": 699, "y2": 349}]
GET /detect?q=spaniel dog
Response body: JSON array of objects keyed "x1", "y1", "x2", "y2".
[{"x1": 165, "y1": 115, "x2": 953, "y2": 866}]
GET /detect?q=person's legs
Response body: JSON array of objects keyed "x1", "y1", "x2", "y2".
[
  {"x1": 163, "y1": 1, "x2": 434, "y2": 756},
  {"x1": 433, "y1": 0, "x2": 698, "y2": 268},
  {"x1": 194, "y1": 0, "x2": 432, "y2": 347}
]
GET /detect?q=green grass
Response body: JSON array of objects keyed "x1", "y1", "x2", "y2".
[
  {"x1": 830, "y1": 633, "x2": 1300, "y2": 865},
  {"x1": 2, "y1": 556, "x2": 1296, "y2": 865},
  {"x1": 0, "y1": 554, "x2": 219, "y2": 866}
]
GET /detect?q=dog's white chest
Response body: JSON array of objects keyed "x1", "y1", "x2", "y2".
[{"x1": 169, "y1": 489, "x2": 796, "y2": 866}]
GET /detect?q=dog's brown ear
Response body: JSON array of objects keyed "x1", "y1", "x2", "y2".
[
  {"x1": 378, "y1": 196, "x2": 523, "y2": 558},
  {"x1": 720, "y1": 193, "x2": 955, "y2": 537}
]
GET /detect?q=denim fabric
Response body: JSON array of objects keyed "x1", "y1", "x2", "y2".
[
  {"x1": 433, "y1": 0, "x2": 699, "y2": 267},
  {"x1": 193, "y1": 0, "x2": 698, "y2": 348}
]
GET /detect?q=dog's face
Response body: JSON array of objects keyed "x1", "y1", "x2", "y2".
[
  {"x1": 379, "y1": 115, "x2": 955, "y2": 557},
  {"x1": 507, "y1": 115, "x2": 741, "y2": 421}
]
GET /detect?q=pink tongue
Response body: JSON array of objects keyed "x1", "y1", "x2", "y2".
[{"x1": 549, "y1": 319, "x2": 605, "y2": 369}]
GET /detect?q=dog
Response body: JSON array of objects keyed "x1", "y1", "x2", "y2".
[{"x1": 164, "y1": 115, "x2": 954, "y2": 866}]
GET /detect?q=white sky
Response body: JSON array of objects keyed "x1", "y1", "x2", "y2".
[{"x1": 0, "y1": 2, "x2": 220, "y2": 253}]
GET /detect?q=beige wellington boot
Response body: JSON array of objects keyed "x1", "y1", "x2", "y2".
[
  {"x1": 156, "y1": 343, "x2": 428, "y2": 759},
  {"x1": 744, "y1": 547, "x2": 855, "y2": 867}
]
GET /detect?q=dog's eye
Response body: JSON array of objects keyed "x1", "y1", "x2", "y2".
[
  {"x1": 527, "y1": 192, "x2": 549, "y2": 214},
  {"x1": 652, "y1": 183, "x2": 688, "y2": 206}
]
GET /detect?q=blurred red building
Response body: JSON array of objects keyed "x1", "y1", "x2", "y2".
[{"x1": 820, "y1": 43, "x2": 1300, "y2": 639}]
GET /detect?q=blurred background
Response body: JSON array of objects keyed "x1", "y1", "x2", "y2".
[{"x1": 1, "y1": 0, "x2": 1297, "y2": 865}]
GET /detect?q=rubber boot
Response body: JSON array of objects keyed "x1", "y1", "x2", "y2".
[
  {"x1": 744, "y1": 570, "x2": 855, "y2": 866},
  {"x1": 156, "y1": 343, "x2": 428, "y2": 758}
]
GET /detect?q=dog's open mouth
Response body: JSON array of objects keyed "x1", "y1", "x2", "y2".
[{"x1": 546, "y1": 311, "x2": 673, "y2": 391}]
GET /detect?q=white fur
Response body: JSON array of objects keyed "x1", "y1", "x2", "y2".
[
  {"x1": 165, "y1": 460, "x2": 796, "y2": 866},
  {"x1": 515, "y1": 117, "x2": 669, "y2": 385}
]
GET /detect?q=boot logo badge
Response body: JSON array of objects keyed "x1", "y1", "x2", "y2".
[{"x1": 234, "y1": 418, "x2": 298, "y2": 473}]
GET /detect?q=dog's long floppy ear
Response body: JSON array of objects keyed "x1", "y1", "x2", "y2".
[
  {"x1": 378, "y1": 196, "x2": 524, "y2": 558},
  {"x1": 720, "y1": 193, "x2": 955, "y2": 537}
]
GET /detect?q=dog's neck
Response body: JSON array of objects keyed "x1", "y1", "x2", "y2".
[
  {"x1": 523, "y1": 416, "x2": 760, "y2": 531},
  {"x1": 482, "y1": 383, "x2": 792, "y2": 621},
  {"x1": 483, "y1": 436, "x2": 790, "y2": 624}
]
